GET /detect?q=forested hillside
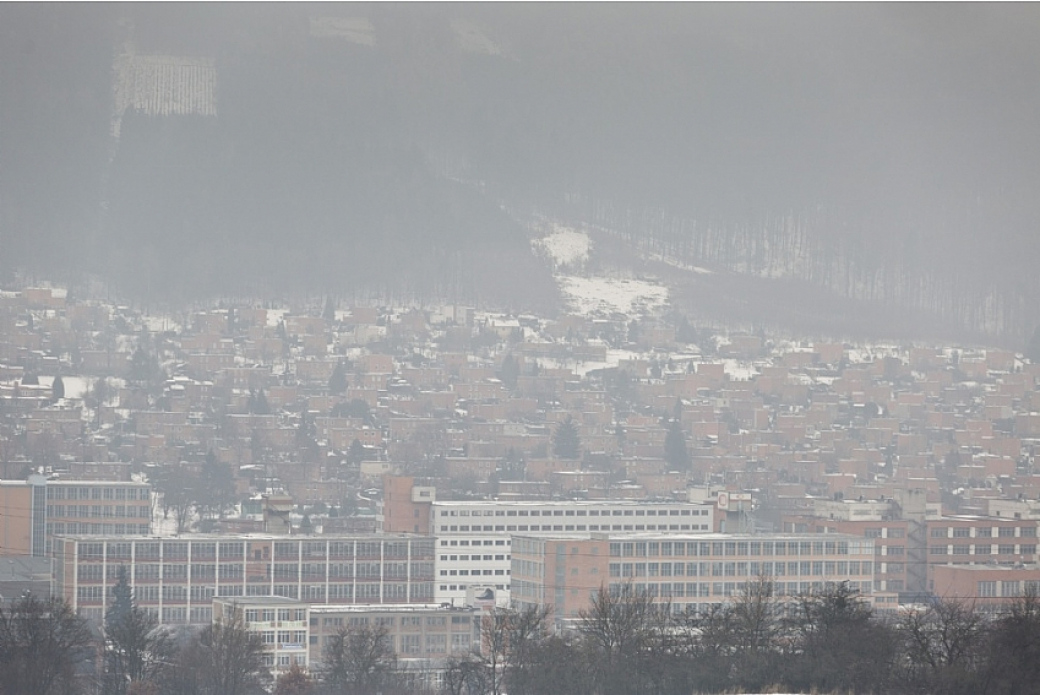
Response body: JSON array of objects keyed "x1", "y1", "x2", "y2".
[{"x1": 2, "y1": 4, "x2": 1038, "y2": 341}]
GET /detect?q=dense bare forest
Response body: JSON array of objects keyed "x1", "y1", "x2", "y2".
[
  {"x1": 2, "y1": 4, "x2": 1038, "y2": 340},
  {"x1": 10, "y1": 581, "x2": 1040, "y2": 695}
]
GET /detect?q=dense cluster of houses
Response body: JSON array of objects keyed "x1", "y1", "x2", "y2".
[{"x1": 4, "y1": 283, "x2": 1040, "y2": 671}]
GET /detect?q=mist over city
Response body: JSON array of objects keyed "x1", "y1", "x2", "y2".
[{"x1": 2, "y1": 4, "x2": 1040, "y2": 695}]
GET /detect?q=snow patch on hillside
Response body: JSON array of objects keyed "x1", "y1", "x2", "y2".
[
  {"x1": 532, "y1": 226, "x2": 591, "y2": 270},
  {"x1": 559, "y1": 276, "x2": 669, "y2": 317}
]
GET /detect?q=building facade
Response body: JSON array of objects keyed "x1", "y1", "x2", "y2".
[
  {"x1": 308, "y1": 604, "x2": 481, "y2": 670},
  {"x1": 213, "y1": 596, "x2": 310, "y2": 673},
  {"x1": 510, "y1": 532, "x2": 875, "y2": 627},
  {"x1": 931, "y1": 563, "x2": 1040, "y2": 613},
  {"x1": 0, "y1": 477, "x2": 152, "y2": 557},
  {"x1": 380, "y1": 478, "x2": 714, "y2": 605},
  {"x1": 784, "y1": 512, "x2": 1039, "y2": 597},
  {"x1": 53, "y1": 534, "x2": 435, "y2": 625}
]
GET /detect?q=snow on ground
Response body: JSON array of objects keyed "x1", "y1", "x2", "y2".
[
  {"x1": 536, "y1": 348, "x2": 649, "y2": 378},
  {"x1": 646, "y1": 251, "x2": 713, "y2": 275},
  {"x1": 58, "y1": 376, "x2": 91, "y2": 400},
  {"x1": 721, "y1": 359, "x2": 759, "y2": 381},
  {"x1": 559, "y1": 275, "x2": 669, "y2": 317},
  {"x1": 532, "y1": 225, "x2": 592, "y2": 269},
  {"x1": 142, "y1": 314, "x2": 182, "y2": 333},
  {"x1": 266, "y1": 308, "x2": 288, "y2": 327}
]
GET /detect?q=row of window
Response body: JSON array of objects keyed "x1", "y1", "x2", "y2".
[
  {"x1": 978, "y1": 580, "x2": 1040, "y2": 598},
  {"x1": 310, "y1": 632, "x2": 469, "y2": 656},
  {"x1": 928, "y1": 544, "x2": 1036, "y2": 555},
  {"x1": 317, "y1": 615, "x2": 469, "y2": 628},
  {"x1": 440, "y1": 584, "x2": 508, "y2": 592},
  {"x1": 443, "y1": 523, "x2": 708, "y2": 533},
  {"x1": 512, "y1": 579, "x2": 874, "y2": 601},
  {"x1": 48, "y1": 505, "x2": 150, "y2": 518},
  {"x1": 48, "y1": 486, "x2": 148, "y2": 501},
  {"x1": 439, "y1": 554, "x2": 507, "y2": 561},
  {"x1": 862, "y1": 527, "x2": 1038, "y2": 540},
  {"x1": 439, "y1": 508, "x2": 706, "y2": 518},
  {"x1": 607, "y1": 540, "x2": 867, "y2": 558},
  {"x1": 605, "y1": 581, "x2": 874, "y2": 599},
  {"x1": 78, "y1": 605, "x2": 211, "y2": 625},
  {"x1": 932, "y1": 526, "x2": 1036, "y2": 538},
  {"x1": 263, "y1": 654, "x2": 306, "y2": 668},
  {"x1": 607, "y1": 560, "x2": 872, "y2": 578},
  {"x1": 52, "y1": 523, "x2": 150, "y2": 536},
  {"x1": 245, "y1": 608, "x2": 307, "y2": 623},
  {"x1": 440, "y1": 569, "x2": 507, "y2": 577},
  {"x1": 258, "y1": 630, "x2": 307, "y2": 645},
  {"x1": 77, "y1": 581, "x2": 437, "y2": 605},
  {"x1": 73, "y1": 540, "x2": 435, "y2": 561}
]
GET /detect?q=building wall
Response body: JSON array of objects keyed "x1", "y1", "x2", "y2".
[
  {"x1": 44, "y1": 481, "x2": 153, "y2": 550},
  {"x1": 381, "y1": 476, "x2": 431, "y2": 535},
  {"x1": 308, "y1": 604, "x2": 480, "y2": 669},
  {"x1": 511, "y1": 532, "x2": 875, "y2": 626},
  {"x1": 783, "y1": 513, "x2": 1039, "y2": 596},
  {"x1": 429, "y1": 500, "x2": 713, "y2": 606},
  {"x1": 0, "y1": 479, "x2": 153, "y2": 557},
  {"x1": 0, "y1": 482, "x2": 33, "y2": 556},
  {"x1": 53, "y1": 534, "x2": 436, "y2": 625},
  {"x1": 214, "y1": 597, "x2": 310, "y2": 673},
  {"x1": 931, "y1": 564, "x2": 1040, "y2": 612}
]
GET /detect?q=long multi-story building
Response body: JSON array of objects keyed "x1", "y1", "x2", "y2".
[
  {"x1": 53, "y1": 534, "x2": 435, "y2": 625},
  {"x1": 784, "y1": 504, "x2": 1039, "y2": 597},
  {"x1": 0, "y1": 476, "x2": 152, "y2": 557},
  {"x1": 510, "y1": 531, "x2": 875, "y2": 628},
  {"x1": 381, "y1": 476, "x2": 714, "y2": 605}
]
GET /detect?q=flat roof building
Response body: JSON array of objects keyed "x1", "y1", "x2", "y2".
[
  {"x1": 510, "y1": 531, "x2": 875, "y2": 628},
  {"x1": 381, "y1": 476, "x2": 714, "y2": 606},
  {"x1": 53, "y1": 534, "x2": 436, "y2": 625}
]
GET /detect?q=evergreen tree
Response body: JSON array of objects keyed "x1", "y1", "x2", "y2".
[
  {"x1": 248, "y1": 388, "x2": 271, "y2": 415},
  {"x1": 51, "y1": 374, "x2": 65, "y2": 401},
  {"x1": 499, "y1": 354, "x2": 520, "y2": 390},
  {"x1": 202, "y1": 451, "x2": 236, "y2": 518},
  {"x1": 328, "y1": 362, "x2": 348, "y2": 394},
  {"x1": 553, "y1": 417, "x2": 581, "y2": 460},
  {"x1": 347, "y1": 439, "x2": 367, "y2": 465},
  {"x1": 106, "y1": 565, "x2": 133, "y2": 632},
  {"x1": 664, "y1": 419, "x2": 689, "y2": 470},
  {"x1": 128, "y1": 347, "x2": 160, "y2": 385}
]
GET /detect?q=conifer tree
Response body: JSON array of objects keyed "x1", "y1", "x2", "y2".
[
  {"x1": 106, "y1": 565, "x2": 133, "y2": 632},
  {"x1": 553, "y1": 417, "x2": 581, "y2": 460},
  {"x1": 664, "y1": 419, "x2": 689, "y2": 470}
]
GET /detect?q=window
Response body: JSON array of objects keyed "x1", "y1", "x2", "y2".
[{"x1": 978, "y1": 581, "x2": 997, "y2": 597}]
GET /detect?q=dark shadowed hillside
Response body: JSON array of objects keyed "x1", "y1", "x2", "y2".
[{"x1": 2, "y1": 4, "x2": 1039, "y2": 340}]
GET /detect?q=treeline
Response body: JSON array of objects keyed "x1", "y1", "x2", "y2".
[
  {"x1": 7, "y1": 579, "x2": 1040, "y2": 695},
  {"x1": 439, "y1": 580, "x2": 1040, "y2": 695}
]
